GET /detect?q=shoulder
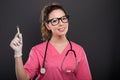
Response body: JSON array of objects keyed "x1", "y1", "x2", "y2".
[
  {"x1": 31, "y1": 41, "x2": 47, "y2": 51},
  {"x1": 70, "y1": 41, "x2": 83, "y2": 50},
  {"x1": 28, "y1": 41, "x2": 48, "y2": 56},
  {"x1": 70, "y1": 41, "x2": 85, "y2": 55},
  {"x1": 70, "y1": 41, "x2": 87, "y2": 61}
]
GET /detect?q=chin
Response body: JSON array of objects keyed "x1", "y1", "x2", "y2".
[{"x1": 58, "y1": 33, "x2": 67, "y2": 37}]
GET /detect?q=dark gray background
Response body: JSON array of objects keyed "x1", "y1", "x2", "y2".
[{"x1": 0, "y1": 0, "x2": 120, "y2": 80}]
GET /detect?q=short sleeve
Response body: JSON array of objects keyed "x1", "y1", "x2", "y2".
[
  {"x1": 24, "y1": 47, "x2": 39, "y2": 79},
  {"x1": 76, "y1": 48, "x2": 92, "y2": 80}
]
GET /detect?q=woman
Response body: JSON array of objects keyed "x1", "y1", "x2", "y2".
[{"x1": 10, "y1": 2, "x2": 92, "y2": 80}]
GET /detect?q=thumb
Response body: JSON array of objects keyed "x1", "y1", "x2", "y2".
[
  {"x1": 18, "y1": 33, "x2": 22, "y2": 40},
  {"x1": 15, "y1": 33, "x2": 22, "y2": 40}
]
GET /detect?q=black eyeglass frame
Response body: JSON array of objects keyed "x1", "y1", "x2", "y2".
[{"x1": 46, "y1": 15, "x2": 69, "y2": 26}]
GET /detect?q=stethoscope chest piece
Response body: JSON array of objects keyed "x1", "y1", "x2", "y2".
[{"x1": 40, "y1": 68, "x2": 46, "y2": 74}]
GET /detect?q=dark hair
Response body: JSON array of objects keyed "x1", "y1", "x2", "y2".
[{"x1": 41, "y1": 2, "x2": 68, "y2": 41}]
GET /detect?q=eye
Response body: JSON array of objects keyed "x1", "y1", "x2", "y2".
[
  {"x1": 62, "y1": 16, "x2": 67, "y2": 20},
  {"x1": 51, "y1": 18, "x2": 58, "y2": 23}
]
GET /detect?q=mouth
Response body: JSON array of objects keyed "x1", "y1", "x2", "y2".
[{"x1": 58, "y1": 27, "x2": 65, "y2": 32}]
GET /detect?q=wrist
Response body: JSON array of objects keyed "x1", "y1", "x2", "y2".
[{"x1": 14, "y1": 52, "x2": 22, "y2": 58}]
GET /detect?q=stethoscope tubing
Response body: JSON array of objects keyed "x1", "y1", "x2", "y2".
[
  {"x1": 61, "y1": 49, "x2": 78, "y2": 73},
  {"x1": 40, "y1": 39, "x2": 77, "y2": 74}
]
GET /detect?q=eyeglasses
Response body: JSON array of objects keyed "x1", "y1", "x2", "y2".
[{"x1": 47, "y1": 15, "x2": 69, "y2": 26}]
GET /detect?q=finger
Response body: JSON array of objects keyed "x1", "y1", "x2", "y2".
[
  {"x1": 12, "y1": 34, "x2": 22, "y2": 46},
  {"x1": 10, "y1": 41, "x2": 17, "y2": 47},
  {"x1": 11, "y1": 36, "x2": 20, "y2": 44},
  {"x1": 18, "y1": 33, "x2": 23, "y2": 42},
  {"x1": 13, "y1": 42, "x2": 18, "y2": 47},
  {"x1": 18, "y1": 33, "x2": 22, "y2": 39},
  {"x1": 12, "y1": 40, "x2": 21, "y2": 47},
  {"x1": 15, "y1": 32, "x2": 22, "y2": 41},
  {"x1": 16, "y1": 42, "x2": 21, "y2": 46}
]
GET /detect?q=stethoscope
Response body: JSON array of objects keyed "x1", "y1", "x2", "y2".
[{"x1": 40, "y1": 39, "x2": 78, "y2": 74}]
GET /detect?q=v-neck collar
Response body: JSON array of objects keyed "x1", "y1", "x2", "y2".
[{"x1": 48, "y1": 42, "x2": 70, "y2": 55}]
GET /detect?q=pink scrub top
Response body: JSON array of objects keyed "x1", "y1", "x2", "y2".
[{"x1": 24, "y1": 41, "x2": 92, "y2": 80}]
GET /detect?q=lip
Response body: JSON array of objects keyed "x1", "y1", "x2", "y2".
[{"x1": 58, "y1": 27, "x2": 65, "y2": 32}]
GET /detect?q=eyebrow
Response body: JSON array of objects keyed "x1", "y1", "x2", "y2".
[{"x1": 48, "y1": 15, "x2": 66, "y2": 20}]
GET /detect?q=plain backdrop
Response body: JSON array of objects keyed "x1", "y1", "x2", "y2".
[{"x1": 0, "y1": 0, "x2": 120, "y2": 80}]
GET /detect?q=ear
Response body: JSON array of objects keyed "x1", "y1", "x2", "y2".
[{"x1": 45, "y1": 23, "x2": 51, "y2": 30}]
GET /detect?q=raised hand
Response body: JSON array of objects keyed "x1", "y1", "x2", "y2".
[{"x1": 10, "y1": 26, "x2": 23, "y2": 58}]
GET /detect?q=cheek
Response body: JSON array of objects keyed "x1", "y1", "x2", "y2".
[
  {"x1": 50, "y1": 27, "x2": 57, "y2": 33},
  {"x1": 65, "y1": 24, "x2": 69, "y2": 31},
  {"x1": 47, "y1": 24, "x2": 53, "y2": 30}
]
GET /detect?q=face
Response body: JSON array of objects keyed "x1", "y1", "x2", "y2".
[{"x1": 45, "y1": 9, "x2": 69, "y2": 37}]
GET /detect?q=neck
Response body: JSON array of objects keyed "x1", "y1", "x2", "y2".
[{"x1": 50, "y1": 36, "x2": 68, "y2": 44}]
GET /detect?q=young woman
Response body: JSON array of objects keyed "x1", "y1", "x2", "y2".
[{"x1": 10, "y1": 2, "x2": 92, "y2": 80}]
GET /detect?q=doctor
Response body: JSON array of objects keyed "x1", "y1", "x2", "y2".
[{"x1": 10, "y1": 2, "x2": 92, "y2": 80}]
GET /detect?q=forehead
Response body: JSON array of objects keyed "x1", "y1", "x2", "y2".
[{"x1": 49, "y1": 9, "x2": 65, "y2": 19}]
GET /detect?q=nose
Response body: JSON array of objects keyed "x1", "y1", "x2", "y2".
[{"x1": 58, "y1": 19, "x2": 63, "y2": 26}]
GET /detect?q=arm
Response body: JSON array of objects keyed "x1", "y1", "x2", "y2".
[
  {"x1": 10, "y1": 28, "x2": 30, "y2": 80},
  {"x1": 15, "y1": 57, "x2": 30, "y2": 80}
]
